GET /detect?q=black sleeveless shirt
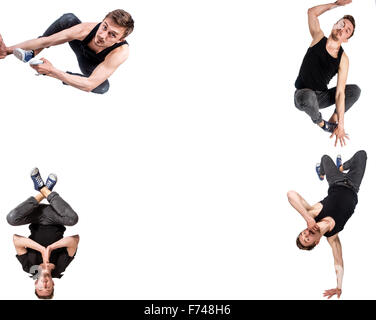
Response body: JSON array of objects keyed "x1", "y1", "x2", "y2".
[
  {"x1": 295, "y1": 37, "x2": 344, "y2": 91},
  {"x1": 73, "y1": 23, "x2": 129, "y2": 75},
  {"x1": 82, "y1": 23, "x2": 128, "y2": 64},
  {"x1": 315, "y1": 185, "x2": 358, "y2": 237}
]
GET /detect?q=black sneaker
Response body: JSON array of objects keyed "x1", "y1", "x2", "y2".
[{"x1": 321, "y1": 120, "x2": 337, "y2": 133}]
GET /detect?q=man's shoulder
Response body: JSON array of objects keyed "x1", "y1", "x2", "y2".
[
  {"x1": 70, "y1": 22, "x2": 98, "y2": 40},
  {"x1": 106, "y1": 43, "x2": 129, "y2": 62}
]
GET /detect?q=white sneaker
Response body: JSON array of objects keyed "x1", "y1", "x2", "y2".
[{"x1": 13, "y1": 48, "x2": 34, "y2": 62}]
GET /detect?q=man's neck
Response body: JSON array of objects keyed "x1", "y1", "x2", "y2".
[{"x1": 327, "y1": 36, "x2": 342, "y2": 51}]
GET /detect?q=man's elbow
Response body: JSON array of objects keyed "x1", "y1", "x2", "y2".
[
  {"x1": 13, "y1": 234, "x2": 22, "y2": 245},
  {"x1": 287, "y1": 190, "x2": 297, "y2": 201},
  {"x1": 307, "y1": 8, "x2": 316, "y2": 17},
  {"x1": 73, "y1": 235, "x2": 80, "y2": 244}
]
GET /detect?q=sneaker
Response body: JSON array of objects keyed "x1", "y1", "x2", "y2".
[
  {"x1": 315, "y1": 163, "x2": 324, "y2": 181},
  {"x1": 30, "y1": 168, "x2": 45, "y2": 191},
  {"x1": 46, "y1": 173, "x2": 57, "y2": 191},
  {"x1": 336, "y1": 155, "x2": 342, "y2": 169},
  {"x1": 13, "y1": 48, "x2": 34, "y2": 63},
  {"x1": 320, "y1": 120, "x2": 337, "y2": 133}
]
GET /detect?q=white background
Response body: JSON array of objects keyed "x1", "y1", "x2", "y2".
[{"x1": 0, "y1": 0, "x2": 375, "y2": 300}]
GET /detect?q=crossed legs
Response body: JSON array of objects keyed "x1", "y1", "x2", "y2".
[{"x1": 6, "y1": 169, "x2": 78, "y2": 227}]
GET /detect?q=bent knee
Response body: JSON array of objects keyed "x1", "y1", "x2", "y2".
[
  {"x1": 65, "y1": 213, "x2": 79, "y2": 226},
  {"x1": 356, "y1": 150, "x2": 367, "y2": 160},
  {"x1": 61, "y1": 13, "x2": 81, "y2": 27},
  {"x1": 92, "y1": 81, "x2": 110, "y2": 94},
  {"x1": 294, "y1": 89, "x2": 316, "y2": 109},
  {"x1": 347, "y1": 84, "x2": 361, "y2": 99},
  {"x1": 6, "y1": 210, "x2": 18, "y2": 226}
]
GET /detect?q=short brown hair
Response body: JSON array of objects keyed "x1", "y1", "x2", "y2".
[
  {"x1": 35, "y1": 289, "x2": 54, "y2": 300},
  {"x1": 343, "y1": 15, "x2": 355, "y2": 39},
  {"x1": 105, "y1": 9, "x2": 134, "y2": 38},
  {"x1": 296, "y1": 235, "x2": 316, "y2": 251}
]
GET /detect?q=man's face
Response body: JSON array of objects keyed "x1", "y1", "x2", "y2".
[
  {"x1": 299, "y1": 228, "x2": 320, "y2": 248},
  {"x1": 34, "y1": 266, "x2": 54, "y2": 298},
  {"x1": 331, "y1": 19, "x2": 354, "y2": 42},
  {"x1": 94, "y1": 18, "x2": 126, "y2": 48}
]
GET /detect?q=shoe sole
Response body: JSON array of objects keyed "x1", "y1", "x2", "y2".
[
  {"x1": 13, "y1": 48, "x2": 26, "y2": 62},
  {"x1": 30, "y1": 167, "x2": 39, "y2": 176}
]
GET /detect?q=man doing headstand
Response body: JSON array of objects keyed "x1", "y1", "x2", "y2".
[{"x1": 7, "y1": 168, "x2": 79, "y2": 299}]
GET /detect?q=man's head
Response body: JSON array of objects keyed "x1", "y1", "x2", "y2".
[
  {"x1": 34, "y1": 264, "x2": 55, "y2": 299},
  {"x1": 94, "y1": 9, "x2": 134, "y2": 48},
  {"x1": 331, "y1": 15, "x2": 355, "y2": 42},
  {"x1": 296, "y1": 228, "x2": 322, "y2": 251}
]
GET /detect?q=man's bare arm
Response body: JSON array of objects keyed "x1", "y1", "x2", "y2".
[
  {"x1": 5, "y1": 23, "x2": 92, "y2": 55},
  {"x1": 325, "y1": 235, "x2": 344, "y2": 298},
  {"x1": 287, "y1": 191, "x2": 320, "y2": 231},
  {"x1": 48, "y1": 235, "x2": 80, "y2": 257},
  {"x1": 330, "y1": 52, "x2": 349, "y2": 147},
  {"x1": 32, "y1": 45, "x2": 129, "y2": 92},
  {"x1": 307, "y1": 1, "x2": 351, "y2": 44},
  {"x1": 13, "y1": 234, "x2": 45, "y2": 256}
]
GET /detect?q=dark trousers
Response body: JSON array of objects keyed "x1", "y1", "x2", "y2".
[
  {"x1": 294, "y1": 85, "x2": 361, "y2": 124},
  {"x1": 41, "y1": 13, "x2": 109, "y2": 94},
  {"x1": 320, "y1": 150, "x2": 367, "y2": 193},
  {"x1": 6, "y1": 192, "x2": 79, "y2": 227}
]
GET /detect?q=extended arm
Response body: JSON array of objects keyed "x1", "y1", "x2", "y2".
[
  {"x1": 32, "y1": 45, "x2": 129, "y2": 92},
  {"x1": 48, "y1": 235, "x2": 80, "y2": 257},
  {"x1": 330, "y1": 53, "x2": 349, "y2": 147},
  {"x1": 307, "y1": 1, "x2": 352, "y2": 44},
  {"x1": 4, "y1": 23, "x2": 88, "y2": 56},
  {"x1": 324, "y1": 235, "x2": 344, "y2": 298}
]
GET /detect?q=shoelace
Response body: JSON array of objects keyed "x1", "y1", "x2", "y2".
[{"x1": 34, "y1": 174, "x2": 44, "y2": 186}]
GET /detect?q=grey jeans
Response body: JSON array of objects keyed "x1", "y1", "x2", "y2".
[
  {"x1": 320, "y1": 150, "x2": 367, "y2": 193},
  {"x1": 294, "y1": 85, "x2": 361, "y2": 124},
  {"x1": 6, "y1": 192, "x2": 78, "y2": 227}
]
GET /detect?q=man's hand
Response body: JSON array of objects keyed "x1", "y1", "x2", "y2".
[
  {"x1": 323, "y1": 288, "x2": 342, "y2": 299},
  {"x1": 0, "y1": 34, "x2": 7, "y2": 59},
  {"x1": 335, "y1": 0, "x2": 352, "y2": 6},
  {"x1": 330, "y1": 126, "x2": 349, "y2": 147},
  {"x1": 30, "y1": 58, "x2": 55, "y2": 76},
  {"x1": 306, "y1": 217, "x2": 320, "y2": 233}
]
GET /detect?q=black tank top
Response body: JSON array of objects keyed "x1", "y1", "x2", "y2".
[
  {"x1": 295, "y1": 37, "x2": 344, "y2": 91},
  {"x1": 315, "y1": 185, "x2": 358, "y2": 237},
  {"x1": 81, "y1": 23, "x2": 128, "y2": 64}
]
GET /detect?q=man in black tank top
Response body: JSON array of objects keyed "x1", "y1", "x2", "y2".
[
  {"x1": 294, "y1": 1, "x2": 360, "y2": 147},
  {"x1": 0, "y1": 10, "x2": 134, "y2": 94},
  {"x1": 287, "y1": 150, "x2": 367, "y2": 299},
  {"x1": 7, "y1": 168, "x2": 79, "y2": 299}
]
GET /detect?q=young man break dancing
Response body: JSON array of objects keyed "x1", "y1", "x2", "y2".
[
  {"x1": 294, "y1": 0, "x2": 360, "y2": 147},
  {"x1": 0, "y1": 9, "x2": 134, "y2": 94},
  {"x1": 287, "y1": 150, "x2": 367, "y2": 298},
  {"x1": 7, "y1": 168, "x2": 79, "y2": 299}
]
